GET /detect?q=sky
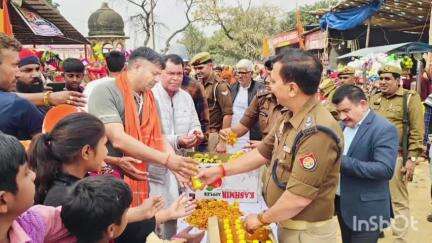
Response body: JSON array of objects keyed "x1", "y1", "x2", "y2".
[{"x1": 56, "y1": 0, "x2": 321, "y2": 51}]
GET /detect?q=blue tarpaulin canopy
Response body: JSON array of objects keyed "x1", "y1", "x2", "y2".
[
  {"x1": 338, "y1": 42, "x2": 432, "y2": 59},
  {"x1": 320, "y1": 0, "x2": 383, "y2": 31}
]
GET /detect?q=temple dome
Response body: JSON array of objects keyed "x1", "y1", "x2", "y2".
[{"x1": 88, "y1": 2, "x2": 125, "y2": 37}]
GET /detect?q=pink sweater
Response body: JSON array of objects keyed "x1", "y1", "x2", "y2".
[{"x1": 9, "y1": 205, "x2": 76, "y2": 243}]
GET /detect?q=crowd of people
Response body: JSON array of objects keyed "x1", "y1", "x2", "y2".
[{"x1": 1, "y1": 30, "x2": 432, "y2": 243}]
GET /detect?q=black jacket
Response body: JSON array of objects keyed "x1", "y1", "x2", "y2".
[{"x1": 231, "y1": 80, "x2": 264, "y2": 140}]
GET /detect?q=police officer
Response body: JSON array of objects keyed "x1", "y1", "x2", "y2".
[
  {"x1": 190, "y1": 52, "x2": 233, "y2": 152},
  {"x1": 218, "y1": 80, "x2": 284, "y2": 149},
  {"x1": 369, "y1": 65, "x2": 424, "y2": 243},
  {"x1": 320, "y1": 67, "x2": 357, "y2": 100},
  {"x1": 198, "y1": 49, "x2": 343, "y2": 243},
  {"x1": 336, "y1": 67, "x2": 357, "y2": 85},
  {"x1": 321, "y1": 66, "x2": 357, "y2": 120}
]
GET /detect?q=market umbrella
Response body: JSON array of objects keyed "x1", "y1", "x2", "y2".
[{"x1": 338, "y1": 42, "x2": 432, "y2": 59}]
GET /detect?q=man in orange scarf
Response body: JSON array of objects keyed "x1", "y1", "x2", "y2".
[{"x1": 88, "y1": 47, "x2": 198, "y2": 242}]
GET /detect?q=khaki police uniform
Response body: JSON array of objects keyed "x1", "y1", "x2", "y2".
[
  {"x1": 369, "y1": 65, "x2": 424, "y2": 243},
  {"x1": 319, "y1": 77, "x2": 336, "y2": 99},
  {"x1": 321, "y1": 82, "x2": 338, "y2": 120},
  {"x1": 257, "y1": 97, "x2": 343, "y2": 243},
  {"x1": 240, "y1": 90, "x2": 285, "y2": 186},
  {"x1": 240, "y1": 89, "x2": 284, "y2": 137},
  {"x1": 203, "y1": 73, "x2": 233, "y2": 152},
  {"x1": 191, "y1": 52, "x2": 234, "y2": 152},
  {"x1": 320, "y1": 67, "x2": 356, "y2": 120},
  {"x1": 203, "y1": 73, "x2": 233, "y2": 132}
]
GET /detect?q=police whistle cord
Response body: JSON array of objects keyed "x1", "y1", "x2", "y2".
[{"x1": 272, "y1": 125, "x2": 342, "y2": 190}]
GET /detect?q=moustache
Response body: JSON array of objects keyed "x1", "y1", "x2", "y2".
[{"x1": 32, "y1": 76, "x2": 43, "y2": 84}]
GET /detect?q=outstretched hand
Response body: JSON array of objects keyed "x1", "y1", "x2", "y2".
[
  {"x1": 166, "y1": 154, "x2": 199, "y2": 178},
  {"x1": 117, "y1": 156, "x2": 148, "y2": 181},
  {"x1": 165, "y1": 194, "x2": 197, "y2": 220},
  {"x1": 139, "y1": 196, "x2": 165, "y2": 220},
  {"x1": 172, "y1": 226, "x2": 205, "y2": 243},
  {"x1": 196, "y1": 166, "x2": 222, "y2": 186}
]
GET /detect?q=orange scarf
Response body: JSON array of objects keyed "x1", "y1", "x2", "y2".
[{"x1": 116, "y1": 71, "x2": 165, "y2": 206}]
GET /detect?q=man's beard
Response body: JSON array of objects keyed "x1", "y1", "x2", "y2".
[{"x1": 16, "y1": 78, "x2": 44, "y2": 93}]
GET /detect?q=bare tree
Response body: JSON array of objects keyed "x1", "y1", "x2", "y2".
[
  {"x1": 161, "y1": 0, "x2": 200, "y2": 54},
  {"x1": 123, "y1": 0, "x2": 199, "y2": 52},
  {"x1": 124, "y1": 0, "x2": 157, "y2": 47}
]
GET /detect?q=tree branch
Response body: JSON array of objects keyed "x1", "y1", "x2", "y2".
[
  {"x1": 211, "y1": 0, "x2": 234, "y2": 40},
  {"x1": 161, "y1": 0, "x2": 201, "y2": 53},
  {"x1": 124, "y1": 0, "x2": 142, "y2": 8},
  {"x1": 246, "y1": 0, "x2": 252, "y2": 12}
]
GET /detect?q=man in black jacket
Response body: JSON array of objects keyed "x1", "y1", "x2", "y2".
[{"x1": 216, "y1": 59, "x2": 264, "y2": 153}]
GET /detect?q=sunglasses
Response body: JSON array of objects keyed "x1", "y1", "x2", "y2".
[
  {"x1": 338, "y1": 76, "x2": 351, "y2": 80},
  {"x1": 237, "y1": 71, "x2": 251, "y2": 75}
]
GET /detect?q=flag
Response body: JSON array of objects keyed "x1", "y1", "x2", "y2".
[{"x1": 0, "y1": 0, "x2": 13, "y2": 36}]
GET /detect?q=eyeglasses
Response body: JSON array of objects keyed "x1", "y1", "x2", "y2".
[
  {"x1": 338, "y1": 76, "x2": 351, "y2": 80},
  {"x1": 237, "y1": 71, "x2": 251, "y2": 75}
]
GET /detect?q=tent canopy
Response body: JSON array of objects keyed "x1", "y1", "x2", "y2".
[
  {"x1": 320, "y1": 0, "x2": 382, "y2": 31},
  {"x1": 9, "y1": 0, "x2": 89, "y2": 45},
  {"x1": 315, "y1": 0, "x2": 431, "y2": 33},
  {"x1": 338, "y1": 42, "x2": 432, "y2": 59}
]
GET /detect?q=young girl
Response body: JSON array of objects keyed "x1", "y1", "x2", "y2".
[
  {"x1": 0, "y1": 132, "x2": 177, "y2": 243},
  {"x1": 28, "y1": 112, "x2": 196, "y2": 240},
  {"x1": 29, "y1": 112, "x2": 107, "y2": 205}
]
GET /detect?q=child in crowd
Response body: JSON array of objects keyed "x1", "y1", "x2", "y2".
[
  {"x1": 0, "y1": 132, "x2": 71, "y2": 242},
  {"x1": 62, "y1": 176, "x2": 205, "y2": 243},
  {"x1": 0, "y1": 132, "x2": 193, "y2": 243},
  {"x1": 29, "y1": 112, "x2": 107, "y2": 205},
  {"x1": 29, "y1": 112, "x2": 197, "y2": 241},
  {"x1": 61, "y1": 175, "x2": 145, "y2": 243},
  {"x1": 62, "y1": 58, "x2": 85, "y2": 93}
]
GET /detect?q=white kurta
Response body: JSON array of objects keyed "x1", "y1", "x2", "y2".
[
  {"x1": 229, "y1": 85, "x2": 250, "y2": 153},
  {"x1": 150, "y1": 82, "x2": 202, "y2": 206}
]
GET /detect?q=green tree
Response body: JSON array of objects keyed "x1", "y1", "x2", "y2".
[
  {"x1": 191, "y1": 0, "x2": 281, "y2": 63},
  {"x1": 280, "y1": 0, "x2": 339, "y2": 31},
  {"x1": 178, "y1": 24, "x2": 207, "y2": 58},
  {"x1": 180, "y1": 0, "x2": 338, "y2": 64}
]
